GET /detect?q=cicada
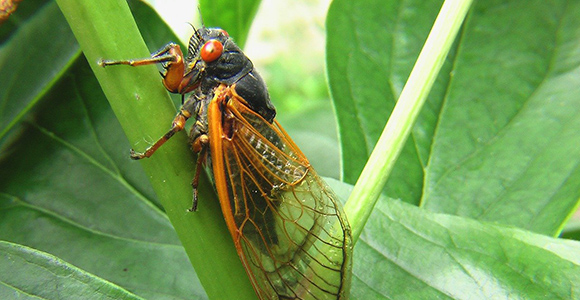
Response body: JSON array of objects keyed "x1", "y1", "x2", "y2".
[{"x1": 101, "y1": 26, "x2": 352, "y2": 299}]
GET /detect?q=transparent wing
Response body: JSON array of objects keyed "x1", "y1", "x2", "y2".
[{"x1": 208, "y1": 87, "x2": 352, "y2": 299}]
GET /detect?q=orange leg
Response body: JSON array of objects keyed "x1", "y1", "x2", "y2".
[
  {"x1": 130, "y1": 109, "x2": 191, "y2": 160},
  {"x1": 99, "y1": 43, "x2": 186, "y2": 93}
]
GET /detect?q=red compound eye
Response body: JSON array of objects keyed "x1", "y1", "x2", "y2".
[
  {"x1": 200, "y1": 39, "x2": 223, "y2": 62},
  {"x1": 219, "y1": 29, "x2": 229, "y2": 37}
]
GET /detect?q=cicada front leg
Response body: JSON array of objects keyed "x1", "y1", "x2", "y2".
[
  {"x1": 99, "y1": 42, "x2": 200, "y2": 160},
  {"x1": 100, "y1": 43, "x2": 206, "y2": 210},
  {"x1": 99, "y1": 43, "x2": 188, "y2": 93}
]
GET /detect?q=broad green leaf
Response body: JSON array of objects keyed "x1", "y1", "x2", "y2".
[
  {"x1": 0, "y1": 0, "x2": 183, "y2": 146},
  {"x1": 326, "y1": 0, "x2": 450, "y2": 204},
  {"x1": 0, "y1": 0, "x2": 79, "y2": 141},
  {"x1": 327, "y1": 179, "x2": 580, "y2": 299},
  {"x1": 0, "y1": 58, "x2": 206, "y2": 299},
  {"x1": 327, "y1": 0, "x2": 580, "y2": 235},
  {"x1": 0, "y1": 241, "x2": 143, "y2": 300},
  {"x1": 199, "y1": 0, "x2": 261, "y2": 48},
  {"x1": 0, "y1": 0, "x2": 47, "y2": 43},
  {"x1": 421, "y1": 1, "x2": 580, "y2": 236}
]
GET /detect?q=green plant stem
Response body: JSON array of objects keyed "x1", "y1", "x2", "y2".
[
  {"x1": 345, "y1": 0, "x2": 474, "y2": 242},
  {"x1": 55, "y1": 0, "x2": 256, "y2": 299}
]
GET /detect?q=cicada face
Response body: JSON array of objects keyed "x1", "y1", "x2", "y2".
[
  {"x1": 183, "y1": 27, "x2": 276, "y2": 123},
  {"x1": 101, "y1": 25, "x2": 352, "y2": 300}
]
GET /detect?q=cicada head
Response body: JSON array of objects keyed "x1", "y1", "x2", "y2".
[{"x1": 184, "y1": 27, "x2": 276, "y2": 123}]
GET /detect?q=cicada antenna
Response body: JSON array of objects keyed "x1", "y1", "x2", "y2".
[{"x1": 187, "y1": 22, "x2": 198, "y2": 34}]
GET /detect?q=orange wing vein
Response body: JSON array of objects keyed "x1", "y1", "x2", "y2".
[{"x1": 208, "y1": 85, "x2": 352, "y2": 299}]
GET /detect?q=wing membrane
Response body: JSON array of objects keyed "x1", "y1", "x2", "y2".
[{"x1": 208, "y1": 86, "x2": 352, "y2": 299}]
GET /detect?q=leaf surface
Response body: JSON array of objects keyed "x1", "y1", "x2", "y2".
[
  {"x1": 0, "y1": 241, "x2": 144, "y2": 300},
  {"x1": 328, "y1": 179, "x2": 580, "y2": 300},
  {"x1": 326, "y1": 0, "x2": 580, "y2": 235}
]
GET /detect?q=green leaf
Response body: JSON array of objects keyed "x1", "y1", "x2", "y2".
[
  {"x1": 0, "y1": 0, "x2": 79, "y2": 141},
  {"x1": 0, "y1": 241, "x2": 144, "y2": 299},
  {"x1": 0, "y1": 57, "x2": 206, "y2": 299},
  {"x1": 0, "y1": 0, "x2": 47, "y2": 43},
  {"x1": 327, "y1": 0, "x2": 580, "y2": 235},
  {"x1": 326, "y1": 0, "x2": 450, "y2": 204},
  {"x1": 422, "y1": 0, "x2": 580, "y2": 236},
  {"x1": 327, "y1": 179, "x2": 580, "y2": 299},
  {"x1": 199, "y1": 0, "x2": 261, "y2": 47}
]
